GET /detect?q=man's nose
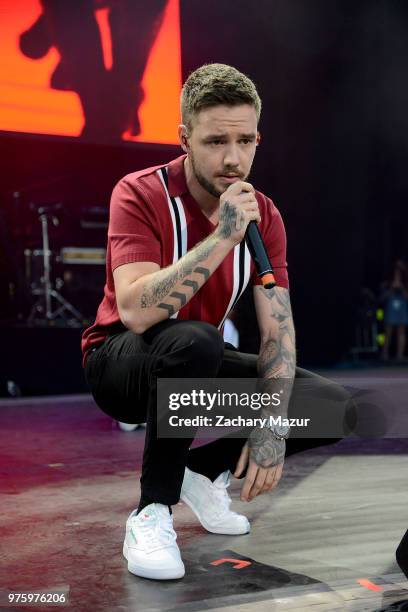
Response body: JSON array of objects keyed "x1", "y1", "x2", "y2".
[{"x1": 223, "y1": 144, "x2": 240, "y2": 168}]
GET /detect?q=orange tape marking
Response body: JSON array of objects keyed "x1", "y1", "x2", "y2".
[
  {"x1": 210, "y1": 558, "x2": 251, "y2": 570},
  {"x1": 357, "y1": 578, "x2": 384, "y2": 592}
]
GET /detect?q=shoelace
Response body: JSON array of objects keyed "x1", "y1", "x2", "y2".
[
  {"x1": 135, "y1": 513, "x2": 177, "y2": 551},
  {"x1": 209, "y1": 479, "x2": 234, "y2": 518}
]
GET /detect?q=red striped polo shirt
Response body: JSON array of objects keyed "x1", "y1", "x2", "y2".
[{"x1": 81, "y1": 154, "x2": 289, "y2": 361}]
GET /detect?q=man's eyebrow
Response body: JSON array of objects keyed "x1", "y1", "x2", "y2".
[
  {"x1": 202, "y1": 133, "x2": 257, "y2": 140},
  {"x1": 202, "y1": 133, "x2": 227, "y2": 140}
]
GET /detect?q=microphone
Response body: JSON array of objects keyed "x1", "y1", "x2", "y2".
[{"x1": 245, "y1": 221, "x2": 276, "y2": 289}]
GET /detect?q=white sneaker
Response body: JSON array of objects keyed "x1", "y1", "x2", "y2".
[
  {"x1": 180, "y1": 467, "x2": 250, "y2": 535},
  {"x1": 123, "y1": 503, "x2": 185, "y2": 580}
]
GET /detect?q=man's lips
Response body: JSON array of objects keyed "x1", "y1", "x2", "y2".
[{"x1": 217, "y1": 174, "x2": 242, "y2": 182}]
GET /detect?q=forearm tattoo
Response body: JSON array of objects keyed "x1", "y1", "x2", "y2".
[
  {"x1": 140, "y1": 236, "x2": 215, "y2": 312},
  {"x1": 258, "y1": 287, "x2": 296, "y2": 380},
  {"x1": 217, "y1": 200, "x2": 238, "y2": 239},
  {"x1": 248, "y1": 428, "x2": 286, "y2": 468},
  {"x1": 140, "y1": 268, "x2": 179, "y2": 308},
  {"x1": 251, "y1": 287, "x2": 296, "y2": 466}
]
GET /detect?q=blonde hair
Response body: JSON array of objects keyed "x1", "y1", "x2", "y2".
[{"x1": 181, "y1": 63, "x2": 262, "y2": 130}]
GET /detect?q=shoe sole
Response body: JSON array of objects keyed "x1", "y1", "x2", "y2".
[
  {"x1": 180, "y1": 492, "x2": 250, "y2": 535},
  {"x1": 123, "y1": 542, "x2": 185, "y2": 580}
]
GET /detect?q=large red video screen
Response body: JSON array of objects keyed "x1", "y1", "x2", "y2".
[{"x1": 0, "y1": 0, "x2": 181, "y2": 144}]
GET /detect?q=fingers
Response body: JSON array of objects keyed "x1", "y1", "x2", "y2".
[
  {"x1": 244, "y1": 209, "x2": 262, "y2": 227},
  {"x1": 234, "y1": 443, "x2": 249, "y2": 478},
  {"x1": 235, "y1": 192, "x2": 257, "y2": 205},
  {"x1": 235, "y1": 209, "x2": 261, "y2": 231},
  {"x1": 241, "y1": 461, "x2": 270, "y2": 501},
  {"x1": 217, "y1": 180, "x2": 261, "y2": 244},
  {"x1": 261, "y1": 467, "x2": 276, "y2": 493},
  {"x1": 247, "y1": 206, "x2": 261, "y2": 222},
  {"x1": 271, "y1": 463, "x2": 284, "y2": 490},
  {"x1": 261, "y1": 463, "x2": 284, "y2": 494},
  {"x1": 236, "y1": 210, "x2": 244, "y2": 231},
  {"x1": 225, "y1": 180, "x2": 255, "y2": 195},
  {"x1": 240, "y1": 461, "x2": 258, "y2": 502},
  {"x1": 235, "y1": 204, "x2": 261, "y2": 230},
  {"x1": 234, "y1": 190, "x2": 260, "y2": 215},
  {"x1": 241, "y1": 462, "x2": 285, "y2": 502},
  {"x1": 248, "y1": 468, "x2": 268, "y2": 501}
]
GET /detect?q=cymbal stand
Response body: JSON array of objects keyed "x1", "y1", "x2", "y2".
[{"x1": 28, "y1": 207, "x2": 84, "y2": 326}]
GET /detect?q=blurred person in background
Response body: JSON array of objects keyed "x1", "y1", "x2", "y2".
[{"x1": 381, "y1": 260, "x2": 408, "y2": 361}]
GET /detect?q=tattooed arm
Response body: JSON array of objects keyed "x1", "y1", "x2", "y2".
[
  {"x1": 113, "y1": 233, "x2": 232, "y2": 334},
  {"x1": 113, "y1": 180, "x2": 261, "y2": 334},
  {"x1": 249, "y1": 285, "x2": 296, "y2": 467},
  {"x1": 234, "y1": 285, "x2": 296, "y2": 501},
  {"x1": 255, "y1": 286, "x2": 296, "y2": 381}
]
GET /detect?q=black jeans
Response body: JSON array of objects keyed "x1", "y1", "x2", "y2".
[
  {"x1": 85, "y1": 319, "x2": 349, "y2": 506},
  {"x1": 396, "y1": 529, "x2": 408, "y2": 578}
]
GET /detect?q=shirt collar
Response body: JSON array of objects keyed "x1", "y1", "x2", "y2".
[{"x1": 167, "y1": 154, "x2": 188, "y2": 197}]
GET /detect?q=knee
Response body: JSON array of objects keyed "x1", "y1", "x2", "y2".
[
  {"x1": 181, "y1": 321, "x2": 225, "y2": 364},
  {"x1": 396, "y1": 531, "x2": 408, "y2": 577}
]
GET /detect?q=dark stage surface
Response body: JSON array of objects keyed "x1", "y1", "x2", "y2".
[{"x1": 1, "y1": 368, "x2": 408, "y2": 611}]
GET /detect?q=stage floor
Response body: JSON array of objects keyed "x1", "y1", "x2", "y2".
[{"x1": 1, "y1": 367, "x2": 408, "y2": 612}]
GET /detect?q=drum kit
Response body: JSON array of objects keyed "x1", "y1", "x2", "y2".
[{"x1": 23, "y1": 203, "x2": 107, "y2": 327}]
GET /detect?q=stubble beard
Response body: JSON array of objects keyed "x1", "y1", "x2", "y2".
[
  {"x1": 190, "y1": 153, "x2": 223, "y2": 198},
  {"x1": 190, "y1": 153, "x2": 252, "y2": 200}
]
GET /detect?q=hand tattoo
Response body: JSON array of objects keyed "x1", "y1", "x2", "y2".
[
  {"x1": 217, "y1": 200, "x2": 237, "y2": 239},
  {"x1": 248, "y1": 428, "x2": 285, "y2": 468}
]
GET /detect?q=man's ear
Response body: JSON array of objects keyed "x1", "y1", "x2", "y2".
[
  {"x1": 178, "y1": 124, "x2": 190, "y2": 153},
  {"x1": 256, "y1": 131, "x2": 261, "y2": 146}
]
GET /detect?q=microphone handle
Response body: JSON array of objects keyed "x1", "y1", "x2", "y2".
[{"x1": 245, "y1": 221, "x2": 276, "y2": 289}]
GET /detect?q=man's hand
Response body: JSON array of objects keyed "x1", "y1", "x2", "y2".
[
  {"x1": 233, "y1": 438, "x2": 285, "y2": 502},
  {"x1": 215, "y1": 181, "x2": 261, "y2": 246}
]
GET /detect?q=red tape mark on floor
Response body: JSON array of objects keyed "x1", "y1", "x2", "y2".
[
  {"x1": 357, "y1": 578, "x2": 384, "y2": 591},
  {"x1": 211, "y1": 558, "x2": 251, "y2": 570}
]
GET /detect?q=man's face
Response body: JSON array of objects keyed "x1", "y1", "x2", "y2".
[{"x1": 181, "y1": 104, "x2": 260, "y2": 198}]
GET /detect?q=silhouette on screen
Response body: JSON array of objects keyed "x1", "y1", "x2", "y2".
[{"x1": 19, "y1": 0, "x2": 167, "y2": 142}]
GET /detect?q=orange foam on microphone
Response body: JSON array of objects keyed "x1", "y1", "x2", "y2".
[{"x1": 261, "y1": 273, "x2": 276, "y2": 289}]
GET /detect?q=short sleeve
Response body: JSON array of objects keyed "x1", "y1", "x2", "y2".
[
  {"x1": 108, "y1": 178, "x2": 162, "y2": 271},
  {"x1": 251, "y1": 195, "x2": 289, "y2": 289}
]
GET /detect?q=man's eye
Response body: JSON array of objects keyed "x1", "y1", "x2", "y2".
[
  {"x1": 240, "y1": 139, "x2": 251, "y2": 144},
  {"x1": 211, "y1": 140, "x2": 224, "y2": 145}
]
